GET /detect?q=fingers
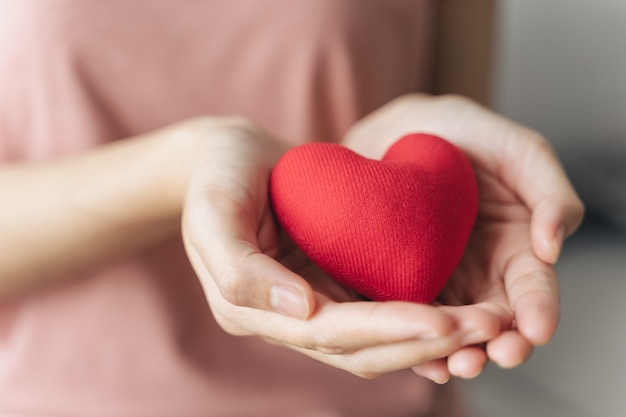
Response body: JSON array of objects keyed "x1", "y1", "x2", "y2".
[
  {"x1": 438, "y1": 303, "x2": 506, "y2": 346},
  {"x1": 463, "y1": 223, "x2": 560, "y2": 347},
  {"x1": 435, "y1": 305, "x2": 502, "y2": 380},
  {"x1": 184, "y1": 193, "x2": 315, "y2": 319},
  {"x1": 414, "y1": 333, "x2": 529, "y2": 383},
  {"x1": 343, "y1": 94, "x2": 585, "y2": 266},
  {"x1": 530, "y1": 192, "x2": 585, "y2": 264},
  {"x1": 447, "y1": 346, "x2": 488, "y2": 379},
  {"x1": 504, "y1": 249, "x2": 561, "y2": 346},
  {"x1": 499, "y1": 130, "x2": 585, "y2": 264},
  {"x1": 246, "y1": 300, "x2": 457, "y2": 354},
  {"x1": 210, "y1": 225, "x2": 312, "y2": 319},
  {"x1": 286, "y1": 300, "x2": 466, "y2": 378},
  {"x1": 412, "y1": 359, "x2": 451, "y2": 384},
  {"x1": 414, "y1": 337, "x2": 529, "y2": 383},
  {"x1": 197, "y1": 250, "x2": 462, "y2": 352},
  {"x1": 202, "y1": 275, "x2": 466, "y2": 377},
  {"x1": 486, "y1": 330, "x2": 534, "y2": 368},
  {"x1": 432, "y1": 244, "x2": 554, "y2": 375},
  {"x1": 423, "y1": 95, "x2": 584, "y2": 263},
  {"x1": 413, "y1": 304, "x2": 502, "y2": 383},
  {"x1": 299, "y1": 336, "x2": 459, "y2": 379},
  {"x1": 307, "y1": 301, "x2": 456, "y2": 352},
  {"x1": 444, "y1": 333, "x2": 531, "y2": 378}
]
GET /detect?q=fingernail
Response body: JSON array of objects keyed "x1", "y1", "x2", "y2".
[{"x1": 270, "y1": 285, "x2": 308, "y2": 319}]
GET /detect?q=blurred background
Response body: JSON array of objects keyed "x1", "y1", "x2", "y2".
[{"x1": 458, "y1": 1, "x2": 626, "y2": 416}]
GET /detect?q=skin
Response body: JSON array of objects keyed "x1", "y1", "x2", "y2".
[
  {"x1": 344, "y1": 94, "x2": 584, "y2": 381},
  {"x1": 182, "y1": 116, "x2": 498, "y2": 378},
  {"x1": 183, "y1": 94, "x2": 584, "y2": 380},
  {"x1": 0, "y1": 95, "x2": 583, "y2": 383},
  {"x1": 0, "y1": 120, "x2": 199, "y2": 294}
]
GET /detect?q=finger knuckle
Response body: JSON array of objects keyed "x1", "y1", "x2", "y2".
[
  {"x1": 215, "y1": 260, "x2": 251, "y2": 307},
  {"x1": 203, "y1": 187, "x2": 245, "y2": 218}
]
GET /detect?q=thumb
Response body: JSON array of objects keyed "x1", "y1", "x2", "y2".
[
  {"x1": 530, "y1": 192, "x2": 585, "y2": 264},
  {"x1": 495, "y1": 130, "x2": 585, "y2": 264},
  {"x1": 183, "y1": 189, "x2": 315, "y2": 320},
  {"x1": 211, "y1": 241, "x2": 315, "y2": 320}
]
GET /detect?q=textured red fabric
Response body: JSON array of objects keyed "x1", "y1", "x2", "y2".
[{"x1": 269, "y1": 133, "x2": 478, "y2": 303}]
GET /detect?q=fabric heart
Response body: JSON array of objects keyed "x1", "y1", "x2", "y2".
[{"x1": 269, "y1": 133, "x2": 478, "y2": 303}]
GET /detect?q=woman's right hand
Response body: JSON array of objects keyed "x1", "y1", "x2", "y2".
[{"x1": 181, "y1": 117, "x2": 496, "y2": 379}]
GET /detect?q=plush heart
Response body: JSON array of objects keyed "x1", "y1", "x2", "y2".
[{"x1": 269, "y1": 133, "x2": 478, "y2": 303}]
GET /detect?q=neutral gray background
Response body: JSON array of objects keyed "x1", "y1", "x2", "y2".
[{"x1": 492, "y1": 0, "x2": 626, "y2": 151}]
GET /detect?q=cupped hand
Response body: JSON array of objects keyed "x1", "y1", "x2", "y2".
[
  {"x1": 343, "y1": 94, "x2": 584, "y2": 383},
  {"x1": 181, "y1": 117, "x2": 488, "y2": 378}
]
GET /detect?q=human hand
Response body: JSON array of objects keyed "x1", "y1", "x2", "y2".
[
  {"x1": 181, "y1": 117, "x2": 494, "y2": 378},
  {"x1": 343, "y1": 94, "x2": 584, "y2": 383}
]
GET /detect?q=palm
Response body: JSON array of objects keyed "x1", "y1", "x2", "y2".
[
  {"x1": 439, "y1": 166, "x2": 533, "y2": 315},
  {"x1": 398, "y1": 161, "x2": 553, "y2": 380}
]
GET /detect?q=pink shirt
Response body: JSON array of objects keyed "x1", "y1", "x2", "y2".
[{"x1": 0, "y1": 1, "x2": 460, "y2": 415}]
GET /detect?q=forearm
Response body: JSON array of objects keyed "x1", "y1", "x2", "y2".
[{"x1": 0, "y1": 120, "x2": 205, "y2": 296}]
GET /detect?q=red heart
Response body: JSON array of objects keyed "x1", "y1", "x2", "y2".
[{"x1": 269, "y1": 133, "x2": 478, "y2": 303}]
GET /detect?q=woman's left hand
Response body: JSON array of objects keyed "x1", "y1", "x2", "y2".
[{"x1": 343, "y1": 94, "x2": 585, "y2": 383}]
